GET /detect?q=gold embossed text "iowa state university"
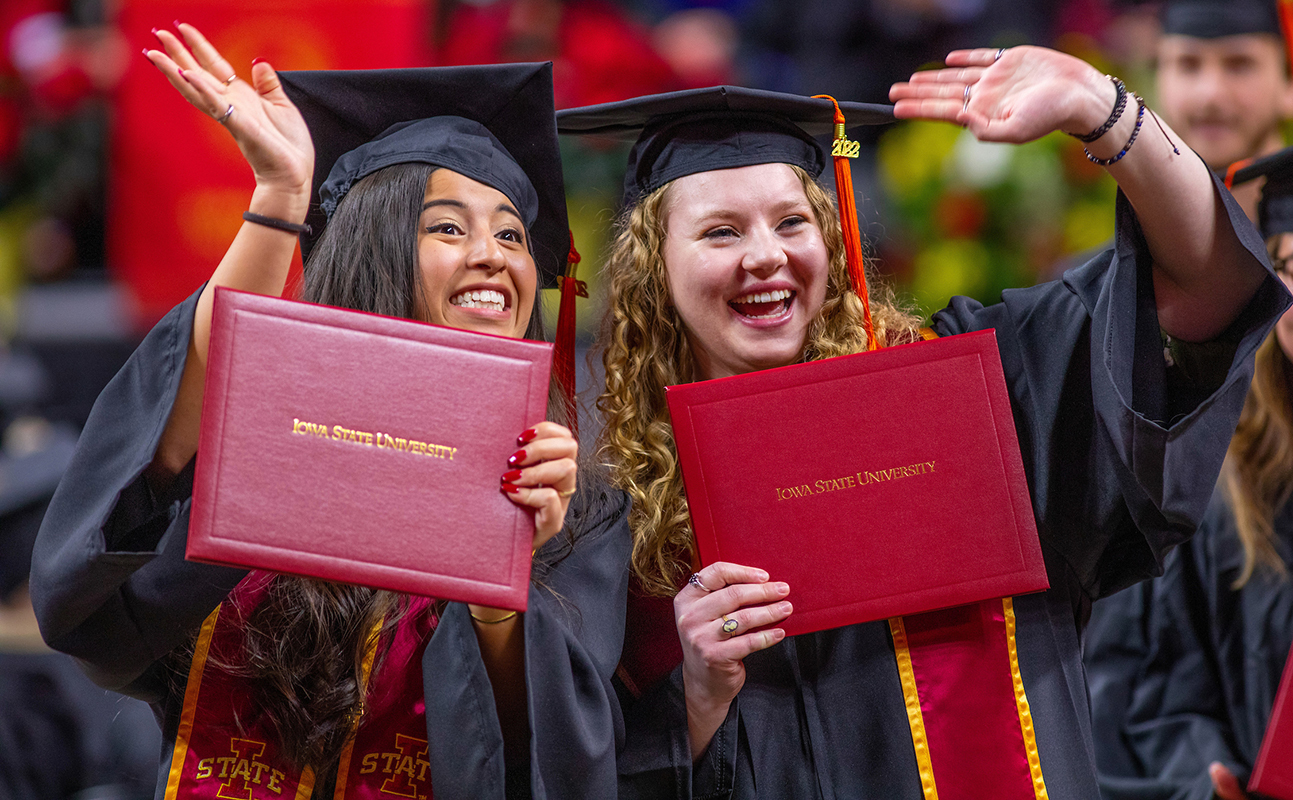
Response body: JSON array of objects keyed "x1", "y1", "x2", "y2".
[
  {"x1": 775, "y1": 460, "x2": 936, "y2": 501},
  {"x1": 292, "y1": 418, "x2": 458, "y2": 460}
]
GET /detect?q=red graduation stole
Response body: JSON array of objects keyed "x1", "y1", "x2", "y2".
[
  {"x1": 163, "y1": 572, "x2": 438, "y2": 800},
  {"x1": 888, "y1": 598, "x2": 1049, "y2": 800}
]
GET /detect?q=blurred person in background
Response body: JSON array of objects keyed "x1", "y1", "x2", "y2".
[
  {"x1": 1084, "y1": 146, "x2": 1293, "y2": 800},
  {"x1": 431, "y1": 0, "x2": 678, "y2": 109},
  {"x1": 0, "y1": 0, "x2": 126, "y2": 295},
  {"x1": 0, "y1": 355, "x2": 159, "y2": 798},
  {"x1": 1151, "y1": 0, "x2": 1293, "y2": 220}
]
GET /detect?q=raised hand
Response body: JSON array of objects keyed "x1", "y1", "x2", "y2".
[
  {"x1": 676, "y1": 562, "x2": 791, "y2": 760},
  {"x1": 144, "y1": 23, "x2": 313, "y2": 202},
  {"x1": 889, "y1": 46, "x2": 1116, "y2": 146},
  {"x1": 501, "y1": 421, "x2": 578, "y2": 552}
]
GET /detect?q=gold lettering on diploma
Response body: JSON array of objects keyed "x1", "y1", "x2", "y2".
[
  {"x1": 774, "y1": 460, "x2": 937, "y2": 501},
  {"x1": 292, "y1": 418, "x2": 458, "y2": 461}
]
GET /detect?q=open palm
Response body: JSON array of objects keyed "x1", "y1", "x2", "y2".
[
  {"x1": 145, "y1": 23, "x2": 313, "y2": 197},
  {"x1": 890, "y1": 45, "x2": 1112, "y2": 145}
]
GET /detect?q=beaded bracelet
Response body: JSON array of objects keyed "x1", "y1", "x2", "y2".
[
  {"x1": 1084, "y1": 94, "x2": 1145, "y2": 167},
  {"x1": 1072, "y1": 76, "x2": 1128, "y2": 144},
  {"x1": 243, "y1": 211, "x2": 313, "y2": 236}
]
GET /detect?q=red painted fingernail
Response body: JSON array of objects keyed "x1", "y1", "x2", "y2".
[
  {"x1": 141, "y1": 48, "x2": 150, "y2": 57},
  {"x1": 517, "y1": 427, "x2": 538, "y2": 445},
  {"x1": 502, "y1": 469, "x2": 523, "y2": 483},
  {"x1": 178, "y1": 69, "x2": 189, "y2": 82},
  {"x1": 501, "y1": 482, "x2": 521, "y2": 494},
  {"x1": 173, "y1": 20, "x2": 183, "y2": 29},
  {"x1": 252, "y1": 57, "x2": 267, "y2": 66},
  {"x1": 507, "y1": 449, "x2": 526, "y2": 467}
]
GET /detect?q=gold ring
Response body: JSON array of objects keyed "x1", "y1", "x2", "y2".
[
  {"x1": 223, "y1": 73, "x2": 237, "y2": 86},
  {"x1": 558, "y1": 486, "x2": 577, "y2": 497},
  {"x1": 721, "y1": 615, "x2": 739, "y2": 635}
]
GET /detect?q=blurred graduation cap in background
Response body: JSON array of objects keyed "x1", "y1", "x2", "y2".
[{"x1": 1229, "y1": 145, "x2": 1293, "y2": 238}]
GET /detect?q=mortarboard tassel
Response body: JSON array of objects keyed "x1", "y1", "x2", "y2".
[
  {"x1": 813, "y1": 95, "x2": 879, "y2": 352},
  {"x1": 554, "y1": 231, "x2": 588, "y2": 437}
]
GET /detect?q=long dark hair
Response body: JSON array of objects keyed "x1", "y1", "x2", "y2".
[{"x1": 202, "y1": 163, "x2": 579, "y2": 776}]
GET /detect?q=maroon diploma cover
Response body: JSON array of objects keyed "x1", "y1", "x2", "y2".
[
  {"x1": 1250, "y1": 641, "x2": 1293, "y2": 799},
  {"x1": 666, "y1": 329, "x2": 1047, "y2": 637},
  {"x1": 189, "y1": 288, "x2": 552, "y2": 611}
]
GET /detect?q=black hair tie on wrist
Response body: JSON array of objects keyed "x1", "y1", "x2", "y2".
[
  {"x1": 1072, "y1": 75, "x2": 1127, "y2": 144},
  {"x1": 242, "y1": 211, "x2": 312, "y2": 236}
]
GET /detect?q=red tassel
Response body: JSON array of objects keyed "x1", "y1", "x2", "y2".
[
  {"x1": 554, "y1": 231, "x2": 588, "y2": 437},
  {"x1": 813, "y1": 95, "x2": 879, "y2": 352}
]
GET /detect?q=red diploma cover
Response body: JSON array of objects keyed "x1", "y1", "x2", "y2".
[
  {"x1": 1250, "y1": 640, "x2": 1293, "y2": 799},
  {"x1": 188, "y1": 288, "x2": 552, "y2": 611},
  {"x1": 666, "y1": 329, "x2": 1047, "y2": 637}
]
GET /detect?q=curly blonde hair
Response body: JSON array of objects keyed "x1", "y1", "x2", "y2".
[
  {"x1": 1222, "y1": 327, "x2": 1293, "y2": 589},
  {"x1": 596, "y1": 165, "x2": 924, "y2": 597}
]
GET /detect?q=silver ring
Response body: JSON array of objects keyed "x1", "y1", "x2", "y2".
[
  {"x1": 995, "y1": 48, "x2": 1005, "y2": 62},
  {"x1": 223, "y1": 73, "x2": 237, "y2": 86},
  {"x1": 721, "y1": 616, "x2": 739, "y2": 635},
  {"x1": 688, "y1": 573, "x2": 710, "y2": 592},
  {"x1": 962, "y1": 84, "x2": 971, "y2": 111},
  {"x1": 216, "y1": 104, "x2": 234, "y2": 124}
]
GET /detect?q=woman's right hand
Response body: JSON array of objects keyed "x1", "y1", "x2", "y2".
[
  {"x1": 675, "y1": 562, "x2": 791, "y2": 760},
  {"x1": 145, "y1": 24, "x2": 313, "y2": 204}
]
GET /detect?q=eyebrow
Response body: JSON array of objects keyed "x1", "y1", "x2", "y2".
[{"x1": 421, "y1": 198, "x2": 525, "y2": 224}]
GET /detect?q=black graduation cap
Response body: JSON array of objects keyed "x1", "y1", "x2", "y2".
[
  {"x1": 278, "y1": 63, "x2": 569, "y2": 288},
  {"x1": 1160, "y1": 0, "x2": 1281, "y2": 38},
  {"x1": 555, "y1": 86, "x2": 894, "y2": 207},
  {"x1": 1229, "y1": 146, "x2": 1293, "y2": 236}
]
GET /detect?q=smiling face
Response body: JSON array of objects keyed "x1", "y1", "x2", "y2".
[
  {"x1": 416, "y1": 169, "x2": 537, "y2": 338},
  {"x1": 1156, "y1": 33, "x2": 1293, "y2": 170},
  {"x1": 661, "y1": 162, "x2": 830, "y2": 381}
]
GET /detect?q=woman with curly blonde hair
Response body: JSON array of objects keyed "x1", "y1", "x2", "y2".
[{"x1": 560, "y1": 42, "x2": 1290, "y2": 800}]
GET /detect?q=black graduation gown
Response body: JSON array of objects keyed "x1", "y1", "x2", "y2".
[
  {"x1": 1085, "y1": 488, "x2": 1293, "y2": 800},
  {"x1": 28, "y1": 288, "x2": 631, "y2": 800},
  {"x1": 615, "y1": 177, "x2": 1291, "y2": 799}
]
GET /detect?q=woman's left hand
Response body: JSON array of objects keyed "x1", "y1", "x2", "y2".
[
  {"x1": 889, "y1": 45, "x2": 1115, "y2": 145},
  {"x1": 501, "y1": 421, "x2": 577, "y2": 551}
]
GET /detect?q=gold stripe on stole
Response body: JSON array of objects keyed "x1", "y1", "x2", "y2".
[
  {"x1": 889, "y1": 616, "x2": 939, "y2": 800},
  {"x1": 1003, "y1": 598, "x2": 1049, "y2": 800},
  {"x1": 164, "y1": 605, "x2": 221, "y2": 800},
  {"x1": 294, "y1": 768, "x2": 316, "y2": 800},
  {"x1": 332, "y1": 620, "x2": 384, "y2": 800}
]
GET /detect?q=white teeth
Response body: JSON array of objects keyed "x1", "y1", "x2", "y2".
[
  {"x1": 732, "y1": 288, "x2": 792, "y2": 305},
  {"x1": 450, "y1": 289, "x2": 505, "y2": 311}
]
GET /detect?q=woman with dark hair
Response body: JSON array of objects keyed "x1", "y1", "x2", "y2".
[
  {"x1": 558, "y1": 45, "x2": 1291, "y2": 798},
  {"x1": 1085, "y1": 147, "x2": 1293, "y2": 800},
  {"x1": 29, "y1": 25, "x2": 628, "y2": 800}
]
